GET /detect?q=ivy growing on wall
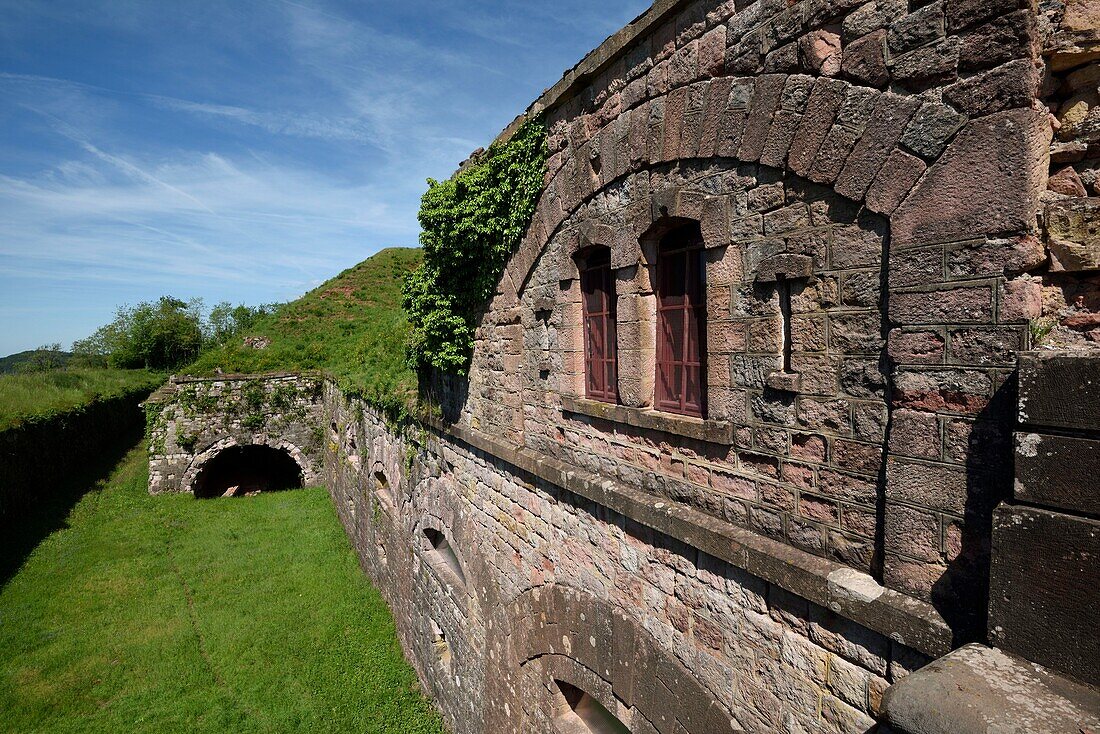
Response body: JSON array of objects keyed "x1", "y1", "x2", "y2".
[{"x1": 403, "y1": 117, "x2": 548, "y2": 374}]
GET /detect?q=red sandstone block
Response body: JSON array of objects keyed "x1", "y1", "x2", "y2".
[
  {"x1": 892, "y1": 367, "x2": 993, "y2": 415},
  {"x1": 833, "y1": 439, "x2": 884, "y2": 475},
  {"x1": 889, "y1": 246, "x2": 944, "y2": 288},
  {"x1": 865, "y1": 149, "x2": 927, "y2": 215},
  {"x1": 891, "y1": 108, "x2": 1050, "y2": 248},
  {"x1": 841, "y1": 504, "x2": 877, "y2": 538},
  {"x1": 889, "y1": 284, "x2": 994, "y2": 325},
  {"x1": 695, "y1": 78, "x2": 730, "y2": 158},
  {"x1": 788, "y1": 518, "x2": 827, "y2": 554},
  {"x1": 781, "y1": 462, "x2": 815, "y2": 490},
  {"x1": 669, "y1": 39, "x2": 700, "y2": 88},
  {"x1": 887, "y1": 328, "x2": 945, "y2": 365},
  {"x1": 886, "y1": 457, "x2": 968, "y2": 515},
  {"x1": 853, "y1": 402, "x2": 889, "y2": 442},
  {"x1": 831, "y1": 220, "x2": 886, "y2": 269},
  {"x1": 737, "y1": 74, "x2": 787, "y2": 162},
  {"x1": 817, "y1": 468, "x2": 877, "y2": 505},
  {"x1": 713, "y1": 470, "x2": 757, "y2": 501},
  {"x1": 800, "y1": 493, "x2": 840, "y2": 524},
  {"x1": 889, "y1": 409, "x2": 941, "y2": 459},
  {"x1": 942, "y1": 418, "x2": 1007, "y2": 466},
  {"x1": 834, "y1": 94, "x2": 921, "y2": 201},
  {"x1": 760, "y1": 109, "x2": 803, "y2": 168},
  {"x1": 791, "y1": 433, "x2": 828, "y2": 463},
  {"x1": 788, "y1": 78, "x2": 847, "y2": 176},
  {"x1": 997, "y1": 277, "x2": 1042, "y2": 323},
  {"x1": 947, "y1": 326, "x2": 1023, "y2": 366},
  {"x1": 842, "y1": 30, "x2": 889, "y2": 88},
  {"x1": 883, "y1": 553, "x2": 942, "y2": 601},
  {"x1": 807, "y1": 124, "x2": 861, "y2": 185},
  {"x1": 885, "y1": 505, "x2": 941, "y2": 563},
  {"x1": 759, "y1": 481, "x2": 796, "y2": 511},
  {"x1": 798, "y1": 397, "x2": 852, "y2": 435},
  {"x1": 699, "y1": 25, "x2": 727, "y2": 78}
]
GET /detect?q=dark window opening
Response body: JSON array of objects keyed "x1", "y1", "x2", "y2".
[
  {"x1": 656, "y1": 224, "x2": 706, "y2": 418},
  {"x1": 579, "y1": 247, "x2": 618, "y2": 404},
  {"x1": 193, "y1": 445, "x2": 303, "y2": 499},
  {"x1": 423, "y1": 527, "x2": 467, "y2": 588},
  {"x1": 554, "y1": 681, "x2": 630, "y2": 734}
]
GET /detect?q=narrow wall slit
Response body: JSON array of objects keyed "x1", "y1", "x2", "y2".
[
  {"x1": 192, "y1": 445, "x2": 304, "y2": 498},
  {"x1": 553, "y1": 681, "x2": 629, "y2": 734},
  {"x1": 423, "y1": 527, "x2": 467, "y2": 589}
]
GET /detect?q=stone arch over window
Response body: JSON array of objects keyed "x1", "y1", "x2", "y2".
[
  {"x1": 180, "y1": 436, "x2": 318, "y2": 497},
  {"x1": 483, "y1": 585, "x2": 741, "y2": 734}
]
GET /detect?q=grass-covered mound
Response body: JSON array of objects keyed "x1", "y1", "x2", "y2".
[
  {"x1": 0, "y1": 369, "x2": 163, "y2": 431},
  {"x1": 0, "y1": 444, "x2": 445, "y2": 734},
  {"x1": 188, "y1": 248, "x2": 422, "y2": 418}
]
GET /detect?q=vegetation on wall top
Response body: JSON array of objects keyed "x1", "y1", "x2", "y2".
[
  {"x1": 403, "y1": 117, "x2": 548, "y2": 374},
  {"x1": 0, "y1": 368, "x2": 163, "y2": 431}
]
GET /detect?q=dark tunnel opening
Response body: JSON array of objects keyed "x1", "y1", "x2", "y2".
[{"x1": 193, "y1": 445, "x2": 304, "y2": 499}]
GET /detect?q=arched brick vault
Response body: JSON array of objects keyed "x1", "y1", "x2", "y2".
[
  {"x1": 180, "y1": 435, "x2": 320, "y2": 495},
  {"x1": 465, "y1": 50, "x2": 1050, "y2": 634},
  {"x1": 483, "y1": 584, "x2": 741, "y2": 734}
]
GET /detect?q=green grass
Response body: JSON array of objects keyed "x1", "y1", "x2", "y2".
[
  {"x1": 0, "y1": 369, "x2": 164, "y2": 430},
  {"x1": 0, "y1": 444, "x2": 446, "y2": 734},
  {"x1": 188, "y1": 248, "x2": 422, "y2": 418}
]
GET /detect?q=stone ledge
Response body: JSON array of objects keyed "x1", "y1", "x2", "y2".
[
  {"x1": 426, "y1": 417, "x2": 954, "y2": 659},
  {"x1": 881, "y1": 644, "x2": 1100, "y2": 734},
  {"x1": 561, "y1": 396, "x2": 734, "y2": 444}
]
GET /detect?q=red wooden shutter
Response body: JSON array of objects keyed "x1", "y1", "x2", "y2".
[
  {"x1": 656, "y1": 230, "x2": 706, "y2": 417},
  {"x1": 580, "y1": 249, "x2": 618, "y2": 403}
]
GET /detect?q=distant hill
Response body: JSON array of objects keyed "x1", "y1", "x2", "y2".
[
  {"x1": 187, "y1": 247, "x2": 422, "y2": 417},
  {"x1": 0, "y1": 350, "x2": 73, "y2": 374}
]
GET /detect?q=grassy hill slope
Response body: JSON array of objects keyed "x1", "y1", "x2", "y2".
[
  {"x1": 188, "y1": 248, "x2": 422, "y2": 417},
  {"x1": 0, "y1": 350, "x2": 73, "y2": 375}
]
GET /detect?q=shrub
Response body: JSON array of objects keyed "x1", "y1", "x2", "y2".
[{"x1": 404, "y1": 117, "x2": 547, "y2": 374}]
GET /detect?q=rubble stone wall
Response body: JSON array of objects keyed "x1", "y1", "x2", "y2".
[{"x1": 146, "y1": 373, "x2": 325, "y2": 495}]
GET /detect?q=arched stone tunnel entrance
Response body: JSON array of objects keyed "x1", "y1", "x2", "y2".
[{"x1": 191, "y1": 444, "x2": 305, "y2": 499}]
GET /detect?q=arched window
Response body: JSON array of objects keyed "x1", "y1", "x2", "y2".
[
  {"x1": 579, "y1": 247, "x2": 618, "y2": 403},
  {"x1": 656, "y1": 225, "x2": 706, "y2": 417}
]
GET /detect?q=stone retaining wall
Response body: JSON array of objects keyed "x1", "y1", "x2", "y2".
[{"x1": 145, "y1": 373, "x2": 324, "y2": 495}]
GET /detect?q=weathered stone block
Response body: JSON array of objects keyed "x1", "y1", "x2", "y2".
[
  {"x1": 1015, "y1": 433, "x2": 1100, "y2": 516},
  {"x1": 1045, "y1": 197, "x2": 1100, "y2": 272},
  {"x1": 1017, "y1": 351, "x2": 1100, "y2": 431},
  {"x1": 989, "y1": 505, "x2": 1100, "y2": 685},
  {"x1": 891, "y1": 108, "x2": 1050, "y2": 248}
]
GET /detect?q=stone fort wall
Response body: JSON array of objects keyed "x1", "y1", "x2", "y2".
[{"x1": 147, "y1": 0, "x2": 1099, "y2": 730}]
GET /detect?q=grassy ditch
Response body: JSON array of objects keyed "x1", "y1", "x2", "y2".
[{"x1": 0, "y1": 444, "x2": 445, "y2": 734}]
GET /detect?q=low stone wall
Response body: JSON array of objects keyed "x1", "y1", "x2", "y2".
[
  {"x1": 0, "y1": 385, "x2": 154, "y2": 523},
  {"x1": 145, "y1": 373, "x2": 325, "y2": 495}
]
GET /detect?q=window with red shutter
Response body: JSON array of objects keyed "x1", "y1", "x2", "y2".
[
  {"x1": 579, "y1": 248, "x2": 618, "y2": 403},
  {"x1": 656, "y1": 226, "x2": 706, "y2": 417}
]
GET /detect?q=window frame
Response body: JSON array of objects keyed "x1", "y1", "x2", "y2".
[
  {"x1": 578, "y1": 247, "x2": 619, "y2": 404},
  {"x1": 654, "y1": 227, "x2": 707, "y2": 418}
]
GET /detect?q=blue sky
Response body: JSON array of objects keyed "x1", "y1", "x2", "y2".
[{"x1": 0, "y1": 0, "x2": 649, "y2": 356}]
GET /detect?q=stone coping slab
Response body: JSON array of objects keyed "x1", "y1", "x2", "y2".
[
  {"x1": 881, "y1": 644, "x2": 1100, "y2": 734},
  {"x1": 426, "y1": 416, "x2": 955, "y2": 659}
]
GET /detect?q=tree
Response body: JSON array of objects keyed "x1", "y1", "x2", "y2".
[
  {"x1": 206, "y1": 302, "x2": 277, "y2": 348},
  {"x1": 74, "y1": 297, "x2": 205, "y2": 371}
]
